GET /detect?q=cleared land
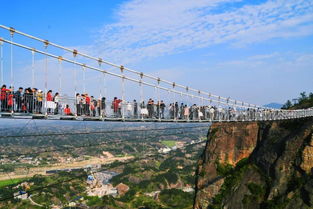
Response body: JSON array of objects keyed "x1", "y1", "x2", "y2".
[
  {"x1": 161, "y1": 140, "x2": 176, "y2": 147},
  {"x1": 0, "y1": 155, "x2": 133, "y2": 181}
]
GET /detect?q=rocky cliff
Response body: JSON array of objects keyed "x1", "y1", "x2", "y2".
[{"x1": 194, "y1": 118, "x2": 313, "y2": 209}]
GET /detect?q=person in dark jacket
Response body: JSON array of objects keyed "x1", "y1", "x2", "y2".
[
  {"x1": 180, "y1": 103, "x2": 184, "y2": 119},
  {"x1": 14, "y1": 87, "x2": 23, "y2": 112},
  {"x1": 160, "y1": 100, "x2": 165, "y2": 119},
  {"x1": 174, "y1": 102, "x2": 179, "y2": 119},
  {"x1": 133, "y1": 100, "x2": 138, "y2": 118},
  {"x1": 100, "y1": 97, "x2": 106, "y2": 117}
]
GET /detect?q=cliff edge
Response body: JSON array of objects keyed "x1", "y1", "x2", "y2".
[{"x1": 194, "y1": 118, "x2": 313, "y2": 209}]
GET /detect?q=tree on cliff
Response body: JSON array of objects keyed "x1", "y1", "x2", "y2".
[{"x1": 282, "y1": 92, "x2": 313, "y2": 109}]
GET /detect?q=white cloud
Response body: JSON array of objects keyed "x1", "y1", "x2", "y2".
[
  {"x1": 215, "y1": 51, "x2": 313, "y2": 72},
  {"x1": 82, "y1": 0, "x2": 313, "y2": 64}
]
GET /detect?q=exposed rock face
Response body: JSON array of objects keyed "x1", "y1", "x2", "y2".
[
  {"x1": 194, "y1": 122, "x2": 260, "y2": 208},
  {"x1": 194, "y1": 118, "x2": 313, "y2": 209},
  {"x1": 301, "y1": 134, "x2": 313, "y2": 174}
]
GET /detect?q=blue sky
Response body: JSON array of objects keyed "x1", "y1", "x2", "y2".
[{"x1": 0, "y1": 0, "x2": 312, "y2": 105}]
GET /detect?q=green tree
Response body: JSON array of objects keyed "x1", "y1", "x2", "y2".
[
  {"x1": 159, "y1": 189, "x2": 193, "y2": 208},
  {"x1": 282, "y1": 100, "x2": 292, "y2": 109},
  {"x1": 299, "y1": 92, "x2": 307, "y2": 102}
]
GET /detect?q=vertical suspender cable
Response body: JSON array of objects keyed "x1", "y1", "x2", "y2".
[
  {"x1": 140, "y1": 73, "x2": 144, "y2": 120},
  {"x1": 186, "y1": 87, "x2": 189, "y2": 121},
  {"x1": 73, "y1": 52, "x2": 78, "y2": 116},
  {"x1": 98, "y1": 60, "x2": 102, "y2": 99},
  {"x1": 43, "y1": 40, "x2": 49, "y2": 115},
  {"x1": 44, "y1": 40, "x2": 49, "y2": 100},
  {"x1": 198, "y1": 91, "x2": 201, "y2": 121},
  {"x1": 82, "y1": 64, "x2": 87, "y2": 116},
  {"x1": 103, "y1": 73, "x2": 107, "y2": 99},
  {"x1": 58, "y1": 56, "x2": 62, "y2": 117},
  {"x1": 32, "y1": 50, "x2": 36, "y2": 114},
  {"x1": 218, "y1": 97, "x2": 222, "y2": 121},
  {"x1": 0, "y1": 39, "x2": 3, "y2": 85},
  {"x1": 9, "y1": 29, "x2": 14, "y2": 88},
  {"x1": 191, "y1": 95, "x2": 194, "y2": 121},
  {"x1": 82, "y1": 65, "x2": 86, "y2": 94},
  {"x1": 31, "y1": 49, "x2": 35, "y2": 114},
  {"x1": 98, "y1": 59, "x2": 103, "y2": 118},
  {"x1": 173, "y1": 83, "x2": 176, "y2": 121},
  {"x1": 180, "y1": 92, "x2": 183, "y2": 120},
  {"x1": 31, "y1": 49, "x2": 35, "y2": 87},
  {"x1": 208, "y1": 93, "x2": 211, "y2": 121},
  {"x1": 120, "y1": 65, "x2": 125, "y2": 120},
  {"x1": 154, "y1": 85, "x2": 157, "y2": 119},
  {"x1": 167, "y1": 89, "x2": 171, "y2": 119},
  {"x1": 58, "y1": 56, "x2": 63, "y2": 94},
  {"x1": 157, "y1": 78, "x2": 161, "y2": 121},
  {"x1": 201, "y1": 96, "x2": 204, "y2": 121},
  {"x1": 103, "y1": 72, "x2": 106, "y2": 118},
  {"x1": 73, "y1": 51, "x2": 78, "y2": 113},
  {"x1": 226, "y1": 98, "x2": 230, "y2": 121}
]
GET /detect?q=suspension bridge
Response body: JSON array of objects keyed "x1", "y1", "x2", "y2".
[{"x1": 0, "y1": 25, "x2": 312, "y2": 123}]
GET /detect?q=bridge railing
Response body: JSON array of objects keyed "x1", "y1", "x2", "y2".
[{"x1": 1, "y1": 92, "x2": 312, "y2": 122}]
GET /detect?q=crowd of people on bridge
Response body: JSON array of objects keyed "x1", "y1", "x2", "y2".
[{"x1": 1, "y1": 84, "x2": 310, "y2": 121}]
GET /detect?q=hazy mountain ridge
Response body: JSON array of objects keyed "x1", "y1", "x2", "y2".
[{"x1": 263, "y1": 103, "x2": 283, "y2": 109}]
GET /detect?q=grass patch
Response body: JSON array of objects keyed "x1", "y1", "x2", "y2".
[
  {"x1": 161, "y1": 140, "x2": 176, "y2": 148},
  {"x1": 0, "y1": 178, "x2": 27, "y2": 188}
]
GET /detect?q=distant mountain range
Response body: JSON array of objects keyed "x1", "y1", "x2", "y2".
[{"x1": 263, "y1": 103, "x2": 283, "y2": 109}]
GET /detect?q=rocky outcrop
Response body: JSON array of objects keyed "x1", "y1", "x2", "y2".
[
  {"x1": 194, "y1": 118, "x2": 313, "y2": 209},
  {"x1": 301, "y1": 134, "x2": 313, "y2": 174},
  {"x1": 194, "y1": 122, "x2": 260, "y2": 208}
]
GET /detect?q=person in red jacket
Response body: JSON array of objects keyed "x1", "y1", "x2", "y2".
[
  {"x1": 46, "y1": 90, "x2": 53, "y2": 114},
  {"x1": 1, "y1": 85, "x2": 10, "y2": 112},
  {"x1": 7, "y1": 86, "x2": 14, "y2": 112},
  {"x1": 85, "y1": 93, "x2": 91, "y2": 116},
  {"x1": 112, "y1": 97, "x2": 122, "y2": 117},
  {"x1": 46, "y1": 90, "x2": 53, "y2": 101},
  {"x1": 64, "y1": 104, "x2": 73, "y2": 116}
]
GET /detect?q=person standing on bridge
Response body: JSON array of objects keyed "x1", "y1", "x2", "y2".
[
  {"x1": 28, "y1": 88, "x2": 35, "y2": 113},
  {"x1": 23, "y1": 88, "x2": 29, "y2": 113},
  {"x1": 140, "y1": 101, "x2": 147, "y2": 118},
  {"x1": 180, "y1": 103, "x2": 184, "y2": 119},
  {"x1": 36, "y1": 90, "x2": 43, "y2": 114},
  {"x1": 81, "y1": 94, "x2": 86, "y2": 116},
  {"x1": 46, "y1": 90, "x2": 53, "y2": 114},
  {"x1": 7, "y1": 86, "x2": 14, "y2": 113},
  {"x1": 100, "y1": 97, "x2": 106, "y2": 117},
  {"x1": 90, "y1": 96, "x2": 94, "y2": 116},
  {"x1": 85, "y1": 93, "x2": 91, "y2": 116},
  {"x1": 147, "y1": 98, "x2": 153, "y2": 118},
  {"x1": 174, "y1": 102, "x2": 179, "y2": 120},
  {"x1": 156, "y1": 101, "x2": 161, "y2": 119},
  {"x1": 1, "y1": 85, "x2": 10, "y2": 112},
  {"x1": 96, "y1": 97, "x2": 102, "y2": 117},
  {"x1": 160, "y1": 100, "x2": 165, "y2": 119},
  {"x1": 112, "y1": 97, "x2": 122, "y2": 118},
  {"x1": 76, "y1": 93, "x2": 82, "y2": 116},
  {"x1": 184, "y1": 104, "x2": 189, "y2": 120},
  {"x1": 53, "y1": 92, "x2": 60, "y2": 115},
  {"x1": 14, "y1": 87, "x2": 23, "y2": 112},
  {"x1": 133, "y1": 99, "x2": 138, "y2": 118}
]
